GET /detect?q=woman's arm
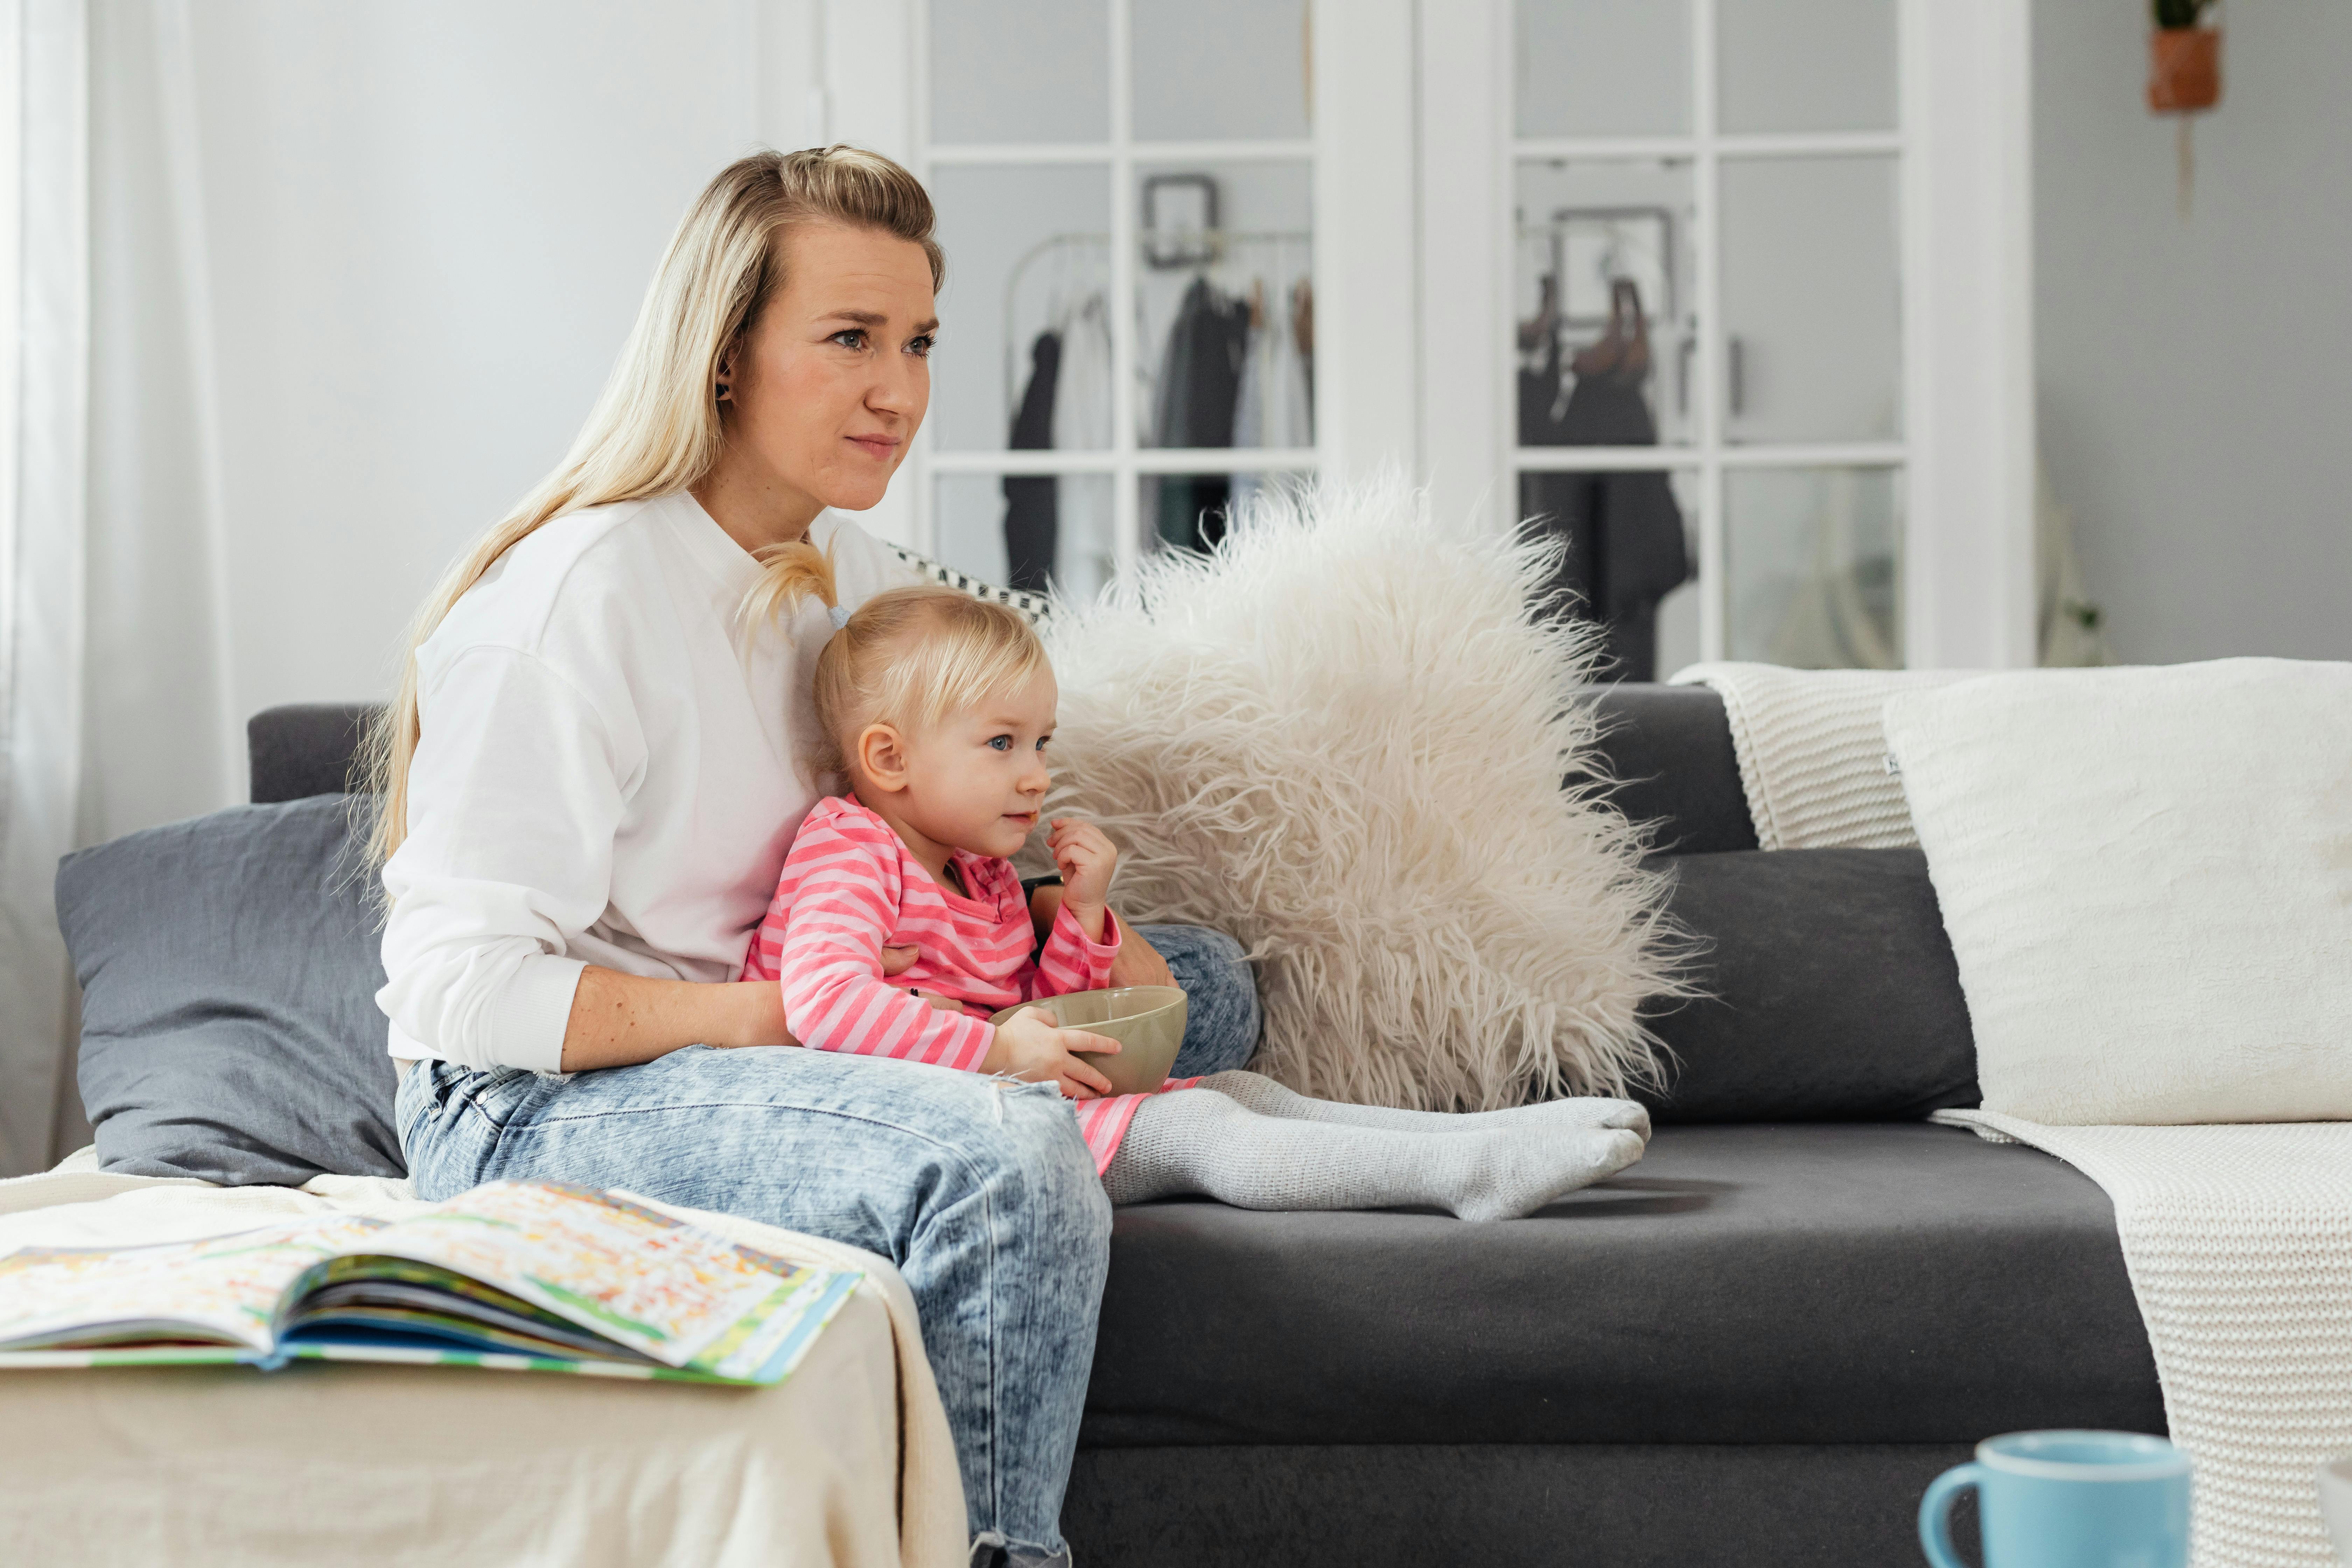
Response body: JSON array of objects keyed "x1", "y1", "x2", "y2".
[
  {"x1": 1028, "y1": 883, "x2": 1175, "y2": 989},
  {"x1": 559, "y1": 970, "x2": 787, "y2": 1072}
]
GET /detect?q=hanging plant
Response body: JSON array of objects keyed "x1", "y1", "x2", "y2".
[
  {"x1": 2148, "y1": 0, "x2": 2221, "y2": 218},
  {"x1": 2148, "y1": 0, "x2": 2221, "y2": 113}
]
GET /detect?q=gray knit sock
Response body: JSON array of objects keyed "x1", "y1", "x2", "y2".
[
  {"x1": 1102, "y1": 1088, "x2": 1645, "y2": 1221},
  {"x1": 1198, "y1": 1070, "x2": 1651, "y2": 1142}
]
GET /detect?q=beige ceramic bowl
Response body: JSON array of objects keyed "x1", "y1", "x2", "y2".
[
  {"x1": 988, "y1": 986, "x2": 1188, "y2": 1096},
  {"x1": 2323, "y1": 1456, "x2": 2352, "y2": 1564}
]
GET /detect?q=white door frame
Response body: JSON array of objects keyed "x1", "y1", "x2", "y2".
[{"x1": 1902, "y1": 0, "x2": 2037, "y2": 669}]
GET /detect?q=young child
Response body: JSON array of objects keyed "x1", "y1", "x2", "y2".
[{"x1": 742, "y1": 572, "x2": 1650, "y2": 1220}]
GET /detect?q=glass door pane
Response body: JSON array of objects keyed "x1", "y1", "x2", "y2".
[
  {"x1": 928, "y1": 0, "x2": 1108, "y2": 143},
  {"x1": 1514, "y1": 159, "x2": 1697, "y2": 450},
  {"x1": 927, "y1": 163, "x2": 1112, "y2": 454},
  {"x1": 1725, "y1": 466, "x2": 1903, "y2": 667},
  {"x1": 1519, "y1": 465, "x2": 1699, "y2": 681},
  {"x1": 1130, "y1": 0, "x2": 1309, "y2": 142},
  {"x1": 1719, "y1": 155, "x2": 1902, "y2": 444},
  {"x1": 1717, "y1": 0, "x2": 1897, "y2": 134},
  {"x1": 1143, "y1": 470, "x2": 1307, "y2": 557},
  {"x1": 1514, "y1": 0, "x2": 1691, "y2": 138},
  {"x1": 1134, "y1": 159, "x2": 1313, "y2": 452},
  {"x1": 938, "y1": 472, "x2": 1118, "y2": 600}
]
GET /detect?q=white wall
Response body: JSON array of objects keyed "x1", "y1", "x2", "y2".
[
  {"x1": 180, "y1": 1, "x2": 802, "y2": 803},
  {"x1": 2035, "y1": 0, "x2": 2352, "y2": 664}
]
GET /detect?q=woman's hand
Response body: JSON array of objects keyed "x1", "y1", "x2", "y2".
[
  {"x1": 1046, "y1": 818, "x2": 1117, "y2": 942},
  {"x1": 982, "y1": 1004, "x2": 1120, "y2": 1099}
]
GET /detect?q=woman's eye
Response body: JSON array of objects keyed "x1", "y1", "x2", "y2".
[
  {"x1": 988, "y1": 735, "x2": 1013, "y2": 751},
  {"x1": 905, "y1": 335, "x2": 934, "y2": 358},
  {"x1": 831, "y1": 329, "x2": 867, "y2": 350}
]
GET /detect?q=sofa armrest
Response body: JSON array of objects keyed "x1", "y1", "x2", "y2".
[{"x1": 247, "y1": 704, "x2": 381, "y2": 803}]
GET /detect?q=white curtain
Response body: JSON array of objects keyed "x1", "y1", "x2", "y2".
[
  {"x1": 0, "y1": 0, "x2": 234, "y2": 1176},
  {"x1": 0, "y1": 0, "x2": 90, "y2": 1177},
  {"x1": 83, "y1": 0, "x2": 237, "y2": 840}
]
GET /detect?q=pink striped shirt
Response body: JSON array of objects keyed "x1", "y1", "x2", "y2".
[{"x1": 746, "y1": 797, "x2": 1171, "y2": 1169}]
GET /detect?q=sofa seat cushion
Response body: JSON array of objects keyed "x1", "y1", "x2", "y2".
[{"x1": 1083, "y1": 1122, "x2": 2162, "y2": 1447}]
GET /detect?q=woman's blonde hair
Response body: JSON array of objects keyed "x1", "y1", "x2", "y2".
[
  {"x1": 360, "y1": 146, "x2": 946, "y2": 864},
  {"x1": 786, "y1": 583, "x2": 1051, "y2": 780}
]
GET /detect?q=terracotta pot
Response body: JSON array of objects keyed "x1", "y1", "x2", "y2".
[{"x1": 2148, "y1": 26, "x2": 2221, "y2": 113}]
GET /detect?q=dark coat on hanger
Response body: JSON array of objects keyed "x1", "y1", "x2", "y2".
[
  {"x1": 1518, "y1": 279, "x2": 1690, "y2": 681},
  {"x1": 1150, "y1": 276, "x2": 1251, "y2": 552},
  {"x1": 1003, "y1": 329, "x2": 1061, "y2": 592}
]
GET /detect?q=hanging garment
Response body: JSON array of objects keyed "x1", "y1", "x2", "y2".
[
  {"x1": 1518, "y1": 279, "x2": 1689, "y2": 682},
  {"x1": 1003, "y1": 329, "x2": 1061, "y2": 593},
  {"x1": 1051, "y1": 294, "x2": 1114, "y2": 598},
  {"x1": 1149, "y1": 276, "x2": 1251, "y2": 553},
  {"x1": 1230, "y1": 275, "x2": 1317, "y2": 518}
]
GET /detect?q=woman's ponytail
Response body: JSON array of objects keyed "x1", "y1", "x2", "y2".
[{"x1": 742, "y1": 535, "x2": 840, "y2": 629}]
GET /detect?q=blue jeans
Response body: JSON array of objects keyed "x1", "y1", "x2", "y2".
[{"x1": 396, "y1": 924, "x2": 1256, "y2": 1567}]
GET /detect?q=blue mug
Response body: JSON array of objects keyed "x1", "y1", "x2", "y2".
[{"x1": 1919, "y1": 1430, "x2": 2191, "y2": 1568}]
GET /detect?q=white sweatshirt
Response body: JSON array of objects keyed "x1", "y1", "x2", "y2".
[{"x1": 377, "y1": 491, "x2": 915, "y2": 1070}]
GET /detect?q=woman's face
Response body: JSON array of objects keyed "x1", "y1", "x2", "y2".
[{"x1": 719, "y1": 221, "x2": 937, "y2": 516}]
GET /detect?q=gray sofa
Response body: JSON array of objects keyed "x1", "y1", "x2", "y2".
[{"x1": 155, "y1": 688, "x2": 2164, "y2": 1566}]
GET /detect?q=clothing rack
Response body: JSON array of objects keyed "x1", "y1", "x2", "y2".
[{"x1": 1001, "y1": 229, "x2": 1312, "y2": 413}]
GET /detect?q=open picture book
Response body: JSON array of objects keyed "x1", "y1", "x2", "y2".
[{"x1": 0, "y1": 1181, "x2": 861, "y2": 1386}]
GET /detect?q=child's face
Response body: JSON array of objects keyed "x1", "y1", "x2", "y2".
[{"x1": 893, "y1": 668, "x2": 1058, "y2": 860}]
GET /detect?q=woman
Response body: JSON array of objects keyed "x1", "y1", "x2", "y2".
[{"x1": 373, "y1": 147, "x2": 1260, "y2": 1568}]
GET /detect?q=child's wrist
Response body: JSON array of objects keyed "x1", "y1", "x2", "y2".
[{"x1": 1063, "y1": 898, "x2": 1111, "y2": 942}]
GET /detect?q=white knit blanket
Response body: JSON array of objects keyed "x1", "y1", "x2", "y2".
[
  {"x1": 1667, "y1": 662, "x2": 1974, "y2": 848},
  {"x1": 1936, "y1": 1111, "x2": 2352, "y2": 1568}
]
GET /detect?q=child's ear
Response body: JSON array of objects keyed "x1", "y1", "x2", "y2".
[{"x1": 856, "y1": 723, "x2": 911, "y2": 793}]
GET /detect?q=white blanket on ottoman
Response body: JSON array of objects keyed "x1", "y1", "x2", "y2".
[
  {"x1": 1936, "y1": 1112, "x2": 2352, "y2": 1568},
  {"x1": 0, "y1": 1154, "x2": 966, "y2": 1568}
]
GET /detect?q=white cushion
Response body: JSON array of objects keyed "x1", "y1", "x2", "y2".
[{"x1": 1883, "y1": 658, "x2": 2352, "y2": 1125}]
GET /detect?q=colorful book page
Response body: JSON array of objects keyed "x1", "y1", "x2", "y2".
[
  {"x1": 332, "y1": 1184, "x2": 808, "y2": 1369},
  {"x1": 0, "y1": 1215, "x2": 383, "y2": 1353}
]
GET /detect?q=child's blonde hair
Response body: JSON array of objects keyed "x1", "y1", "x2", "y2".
[{"x1": 749, "y1": 548, "x2": 1049, "y2": 776}]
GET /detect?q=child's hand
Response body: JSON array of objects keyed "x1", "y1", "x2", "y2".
[
  {"x1": 984, "y1": 1004, "x2": 1121, "y2": 1099},
  {"x1": 1046, "y1": 818, "x2": 1118, "y2": 938}
]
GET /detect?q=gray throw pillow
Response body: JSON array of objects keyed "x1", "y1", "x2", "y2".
[
  {"x1": 57, "y1": 794, "x2": 402, "y2": 1183},
  {"x1": 1639, "y1": 847, "x2": 1981, "y2": 1122}
]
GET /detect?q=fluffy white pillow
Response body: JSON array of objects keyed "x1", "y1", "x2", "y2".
[
  {"x1": 1032, "y1": 476, "x2": 1684, "y2": 1111},
  {"x1": 1883, "y1": 658, "x2": 2352, "y2": 1125}
]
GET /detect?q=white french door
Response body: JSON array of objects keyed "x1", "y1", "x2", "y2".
[
  {"x1": 1420, "y1": 0, "x2": 2035, "y2": 672},
  {"x1": 814, "y1": 0, "x2": 2032, "y2": 671}
]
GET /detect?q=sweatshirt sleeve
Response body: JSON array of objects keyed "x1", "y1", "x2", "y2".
[
  {"x1": 1024, "y1": 901, "x2": 1122, "y2": 1000},
  {"x1": 377, "y1": 645, "x2": 632, "y2": 1071},
  {"x1": 775, "y1": 814, "x2": 996, "y2": 1072}
]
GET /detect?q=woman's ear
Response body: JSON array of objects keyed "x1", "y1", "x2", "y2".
[
  {"x1": 855, "y1": 723, "x2": 911, "y2": 795},
  {"x1": 714, "y1": 338, "x2": 741, "y2": 403}
]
